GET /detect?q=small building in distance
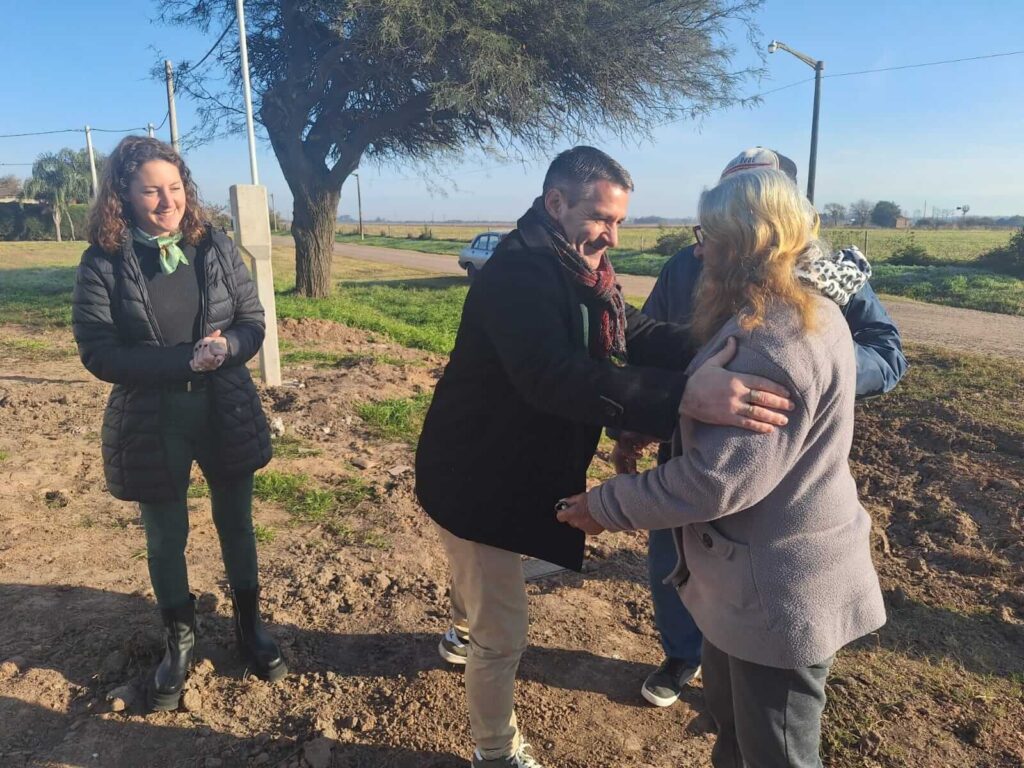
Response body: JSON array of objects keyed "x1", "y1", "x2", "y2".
[{"x1": 894, "y1": 216, "x2": 911, "y2": 229}]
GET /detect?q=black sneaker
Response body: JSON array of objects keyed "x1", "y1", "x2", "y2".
[
  {"x1": 641, "y1": 657, "x2": 701, "y2": 707},
  {"x1": 438, "y1": 626, "x2": 469, "y2": 665}
]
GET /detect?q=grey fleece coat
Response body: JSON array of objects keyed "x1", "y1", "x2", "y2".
[{"x1": 587, "y1": 296, "x2": 886, "y2": 669}]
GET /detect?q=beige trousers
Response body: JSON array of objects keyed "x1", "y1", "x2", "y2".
[{"x1": 437, "y1": 525, "x2": 529, "y2": 760}]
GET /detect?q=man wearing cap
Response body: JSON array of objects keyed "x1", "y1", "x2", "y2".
[{"x1": 624, "y1": 147, "x2": 908, "y2": 710}]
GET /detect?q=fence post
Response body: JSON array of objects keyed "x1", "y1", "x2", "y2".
[{"x1": 863, "y1": 229, "x2": 868, "y2": 255}]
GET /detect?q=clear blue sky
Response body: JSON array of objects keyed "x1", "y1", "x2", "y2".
[{"x1": 2, "y1": 1, "x2": 1022, "y2": 220}]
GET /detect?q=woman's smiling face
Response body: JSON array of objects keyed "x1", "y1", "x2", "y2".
[{"x1": 127, "y1": 159, "x2": 186, "y2": 237}]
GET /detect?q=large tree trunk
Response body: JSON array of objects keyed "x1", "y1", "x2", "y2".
[
  {"x1": 52, "y1": 207, "x2": 62, "y2": 243},
  {"x1": 291, "y1": 182, "x2": 340, "y2": 298}
]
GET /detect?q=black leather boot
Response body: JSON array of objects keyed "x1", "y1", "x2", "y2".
[
  {"x1": 148, "y1": 594, "x2": 196, "y2": 711},
  {"x1": 231, "y1": 587, "x2": 287, "y2": 682}
]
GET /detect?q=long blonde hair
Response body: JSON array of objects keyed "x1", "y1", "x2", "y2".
[{"x1": 690, "y1": 169, "x2": 819, "y2": 344}]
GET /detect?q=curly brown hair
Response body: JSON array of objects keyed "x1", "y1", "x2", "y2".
[{"x1": 87, "y1": 136, "x2": 207, "y2": 254}]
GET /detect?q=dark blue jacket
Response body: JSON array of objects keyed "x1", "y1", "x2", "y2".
[{"x1": 641, "y1": 245, "x2": 908, "y2": 398}]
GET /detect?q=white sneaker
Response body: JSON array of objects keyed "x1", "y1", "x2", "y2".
[
  {"x1": 438, "y1": 626, "x2": 469, "y2": 665},
  {"x1": 472, "y1": 742, "x2": 544, "y2": 767}
]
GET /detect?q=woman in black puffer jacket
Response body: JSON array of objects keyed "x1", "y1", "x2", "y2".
[{"x1": 72, "y1": 136, "x2": 285, "y2": 711}]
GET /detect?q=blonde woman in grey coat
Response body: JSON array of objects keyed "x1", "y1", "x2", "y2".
[{"x1": 557, "y1": 168, "x2": 886, "y2": 768}]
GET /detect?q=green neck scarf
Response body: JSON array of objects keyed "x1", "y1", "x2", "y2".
[{"x1": 132, "y1": 227, "x2": 188, "y2": 275}]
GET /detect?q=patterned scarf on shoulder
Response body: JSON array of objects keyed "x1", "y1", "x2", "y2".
[{"x1": 525, "y1": 197, "x2": 627, "y2": 359}]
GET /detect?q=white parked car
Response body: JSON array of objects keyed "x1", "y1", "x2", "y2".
[{"x1": 458, "y1": 231, "x2": 505, "y2": 279}]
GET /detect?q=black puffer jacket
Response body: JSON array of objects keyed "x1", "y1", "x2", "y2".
[{"x1": 72, "y1": 227, "x2": 272, "y2": 502}]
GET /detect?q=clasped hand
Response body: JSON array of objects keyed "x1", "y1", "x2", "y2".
[{"x1": 190, "y1": 329, "x2": 228, "y2": 372}]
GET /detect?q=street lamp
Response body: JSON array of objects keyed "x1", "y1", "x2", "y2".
[{"x1": 768, "y1": 40, "x2": 824, "y2": 204}]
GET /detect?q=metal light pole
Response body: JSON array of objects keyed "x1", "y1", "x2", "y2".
[
  {"x1": 236, "y1": 0, "x2": 259, "y2": 185},
  {"x1": 352, "y1": 171, "x2": 364, "y2": 239},
  {"x1": 230, "y1": 0, "x2": 280, "y2": 386},
  {"x1": 768, "y1": 40, "x2": 824, "y2": 204}
]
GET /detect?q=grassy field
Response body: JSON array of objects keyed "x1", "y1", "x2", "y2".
[
  {"x1": 339, "y1": 223, "x2": 1013, "y2": 263},
  {"x1": 336, "y1": 226, "x2": 1024, "y2": 316},
  {"x1": 872, "y1": 264, "x2": 1024, "y2": 316}
]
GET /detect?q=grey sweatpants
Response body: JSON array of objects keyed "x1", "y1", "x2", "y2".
[{"x1": 702, "y1": 638, "x2": 833, "y2": 768}]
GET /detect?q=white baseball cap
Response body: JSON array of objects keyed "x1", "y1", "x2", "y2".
[{"x1": 720, "y1": 147, "x2": 798, "y2": 182}]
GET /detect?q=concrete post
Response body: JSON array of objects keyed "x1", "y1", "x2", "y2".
[
  {"x1": 230, "y1": 184, "x2": 281, "y2": 386},
  {"x1": 84, "y1": 125, "x2": 99, "y2": 198}
]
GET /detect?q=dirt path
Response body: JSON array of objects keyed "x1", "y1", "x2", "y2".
[{"x1": 279, "y1": 237, "x2": 1024, "y2": 360}]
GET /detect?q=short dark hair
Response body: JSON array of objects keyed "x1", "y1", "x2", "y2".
[{"x1": 542, "y1": 146, "x2": 634, "y2": 206}]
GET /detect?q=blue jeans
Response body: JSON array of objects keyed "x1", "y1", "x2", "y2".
[{"x1": 648, "y1": 528, "x2": 703, "y2": 666}]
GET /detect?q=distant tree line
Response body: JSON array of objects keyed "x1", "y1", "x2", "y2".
[{"x1": 821, "y1": 199, "x2": 1021, "y2": 229}]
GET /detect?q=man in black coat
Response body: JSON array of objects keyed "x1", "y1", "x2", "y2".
[{"x1": 414, "y1": 146, "x2": 793, "y2": 768}]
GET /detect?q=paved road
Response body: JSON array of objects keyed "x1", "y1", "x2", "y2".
[{"x1": 274, "y1": 237, "x2": 1024, "y2": 360}]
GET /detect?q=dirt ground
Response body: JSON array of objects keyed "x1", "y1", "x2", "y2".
[{"x1": 1, "y1": 317, "x2": 1022, "y2": 768}]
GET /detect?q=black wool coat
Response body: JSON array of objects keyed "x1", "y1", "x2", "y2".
[
  {"x1": 415, "y1": 211, "x2": 696, "y2": 571},
  {"x1": 72, "y1": 227, "x2": 272, "y2": 502}
]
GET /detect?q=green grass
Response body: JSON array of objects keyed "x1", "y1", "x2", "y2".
[
  {"x1": 0, "y1": 266, "x2": 76, "y2": 327},
  {"x1": 872, "y1": 264, "x2": 1024, "y2": 316},
  {"x1": 356, "y1": 393, "x2": 432, "y2": 443},
  {"x1": 270, "y1": 433, "x2": 322, "y2": 459},
  {"x1": 881, "y1": 343, "x2": 1024, "y2": 436},
  {"x1": 187, "y1": 479, "x2": 209, "y2": 498},
  {"x1": 276, "y1": 276, "x2": 467, "y2": 354},
  {"x1": 337, "y1": 232, "x2": 466, "y2": 256},
  {"x1": 607, "y1": 249, "x2": 666, "y2": 277},
  {"x1": 252, "y1": 469, "x2": 379, "y2": 542},
  {"x1": 824, "y1": 227, "x2": 1011, "y2": 264},
  {"x1": 253, "y1": 523, "x2": 276, "y2": 544}
]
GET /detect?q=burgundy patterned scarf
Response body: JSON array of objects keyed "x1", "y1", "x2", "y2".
[{"x1": 522, "y1": 197, "x2": 627, "y2": 359}]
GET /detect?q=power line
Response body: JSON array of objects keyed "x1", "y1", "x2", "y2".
[
  {"x1": 825, "y1": 48, "x2": 1024, "y2": 79},
  {"x1": 187, "y1": 23, "x2": 233, "y2": 73},
  {"x1": 0, "y1": 121, "x2": 164, "y2": 140},
  {"x1": 92, "y1": 125, "x2": 151, "y2": 133},
  {"x1": 0, "y1": 128, "x2": 81, "y2": 139},
  {"x1": 742, "y1": 47, "x2": 1024, "y2": 102},
  {"x1": 748, "y1": 77, "x2": 816, "y2": 99}
]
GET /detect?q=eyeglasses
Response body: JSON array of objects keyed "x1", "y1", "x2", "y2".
[{"x1": 692, "y1": 225, "x2": 704, "y2": 245}]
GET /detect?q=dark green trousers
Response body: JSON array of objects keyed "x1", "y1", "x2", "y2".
[{"x1": 139, "y1": 388, "x2": 260, "y2": 609}]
